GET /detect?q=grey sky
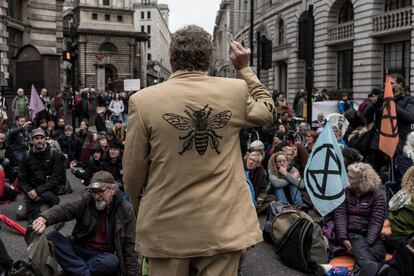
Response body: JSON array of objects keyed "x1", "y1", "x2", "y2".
[{"x1": 158, "y1": 0, "x2": 222, "y2": 34}]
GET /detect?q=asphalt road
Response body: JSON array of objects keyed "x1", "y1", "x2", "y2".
[{"x1": 0, "y1": 171, "x2": 306, "y2": 276}]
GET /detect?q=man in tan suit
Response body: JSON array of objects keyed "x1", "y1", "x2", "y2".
[{"x1": 123, "y1": 25, "x2": 275, "y2": 276}]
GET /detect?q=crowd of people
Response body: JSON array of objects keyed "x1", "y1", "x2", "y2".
[{"x1": 0, "y1": 24, "x2": 414, "y2": 276}]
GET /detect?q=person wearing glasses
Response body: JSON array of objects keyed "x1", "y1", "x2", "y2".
[{"x1": 31, "y1": 171, "x2": 139, "y2": 276}]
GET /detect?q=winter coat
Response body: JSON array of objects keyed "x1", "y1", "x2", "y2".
[
  {"x1": 102, "y1": 157, "x2": 123, "y2": 184},
  {"x1": 394, "y1": 94, "x2": 414, "y2": 152},
  {"x1": 11, "y1": 95, "x2": 29, "y2": 119},
  {"x1": 248, "y1": 167, "x2": 267, "y2": 200},
  {"x1": 72, "y1": 157, "x2": 102, "y2": 186},
  {"x1": 57, "y1": 134, "x2": 82, "y2": 161},
  {"x1": 388, "y1": 191, "x2": 414, "y2": 237},
  {"x1": 337, "y1": 100, "x2": 353, "y2": 114},
  {"x1": 18, "y1": 144, "x2": 66, "y2": 195},
  {"x1": 108, "y1": 100, "x2": 124, "y2": 116},
  {"x1": 40, "y1": 191, "x2": 139, "y2": 276},
  {"x1": 333, "y1": 188, "x2": 386, "y2": 245}
]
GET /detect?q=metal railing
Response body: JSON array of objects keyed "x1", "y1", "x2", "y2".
[
  {"x1": 373, "y1": 7, "x2": 412, "y2": 33},
  {"x1": 327, "y1": 21, "x2": 354, "y2": 42}
]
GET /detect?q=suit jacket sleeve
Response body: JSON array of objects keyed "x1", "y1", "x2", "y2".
[
  {"x1": 123, "y1": 100, "x2": 150, "y2": 214},
  {"x1": 237, "y1": 67, "x2": 275, "y2": 128}
]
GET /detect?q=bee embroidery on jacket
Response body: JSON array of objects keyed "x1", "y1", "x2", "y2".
[{"x1": 163, "y1": 105, "x2": 232, "y2": 155}]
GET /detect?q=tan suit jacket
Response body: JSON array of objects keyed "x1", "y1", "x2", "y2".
[{"x1": 123, "y1": 67, "x2": 275, "y2": 258}]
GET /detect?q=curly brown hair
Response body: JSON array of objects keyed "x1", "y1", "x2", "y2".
[{"x1": 169, "y1": 25, "x2": 213, "y2": 72}]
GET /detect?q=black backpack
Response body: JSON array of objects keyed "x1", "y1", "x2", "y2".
[{"x1": 262, "y1": 201, "x2": 328, "y2": 275}]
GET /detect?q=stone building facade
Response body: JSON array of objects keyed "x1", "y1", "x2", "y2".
[
  {"x1": 212, "y1": 0, "x2": 414, "y2": 101},
  {"x1": 134, "y1": 0, "x2": 171, "y2": 86},
  {"x1": 0, "y1": 0, "x2": 64, "y2": 95},
  {"x1": 64, "y1": 0, "x2": 149, "y2": 92}
]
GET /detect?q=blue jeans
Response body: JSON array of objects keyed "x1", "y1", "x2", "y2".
[
  {"x1": 122, "y1": 113, "x2": 128, "y2": 129},
  {"x1": 274, "y1": 185, "x2": 303, "y2": 205},
  {"x1": 47, "y1": 231, "x2": 119, "y2": 276}
]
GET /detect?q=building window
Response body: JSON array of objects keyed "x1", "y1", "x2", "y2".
[
  {"x1": 147, "y1": 25, "x2": 151, "y2": 34},
  {"x1": 278, "y1": 19, "x2": 285, "y2": 45},
  {"x1": 148, "y1": 39, "x2": 151, "y2": 48},
  {"x1": 338, "y1": 0, "x2": 354, "y2": 24},
  {"x1": 141, "y1": 11, "x2": 145, "y2": 19},
  {"x1": 103, "y1": 0, "x2": 110, "y2": 6},
  {"x1": 105, "y1": 14, "x2": 110, "y2": 21},
  {"x1": 92, "y1": 13, "x2": 98, "y2": 20},
  {"x1": 147, "y1": 11, "x2": 151, "y2": 19},
  {"x1": 117, "y1": 15, "x2": 123, "y2": 22},
  {"x1": 141, "y1": 25, "x2": 145, "y2": 33},
  {"x1": 384, "y1": 41, "x2": 410, "y2": 89},
  {"x1": 99, "y1": 42, "x2": 118, "y2": 53},
  {"x1": 337, "y1": 49, "x2": 353, "y2": 89},
  {"x1": 8, "y1": 0, "x2": 22, "y2": 20},
  {"x1": 147, "y1": 53, "x2": 152, "y2": 60},
  {"x1": 385, "y1": 0, "x2": 411, "y2": 11},
  {"x1": 7, "y1": 28, "x2": 22, "y2": 58}
]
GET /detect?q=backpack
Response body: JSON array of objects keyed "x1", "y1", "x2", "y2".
[
  {"x1": 263, "y1": 201, "x2": 328, "y2": 275},
  {"x1": 9, "y1": 230, "x2": 59, "y2": 276}
]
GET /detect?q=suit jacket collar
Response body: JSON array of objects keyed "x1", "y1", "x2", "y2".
[{"x1": 169, "y1": 70, "x2": 207, "y2": 80}]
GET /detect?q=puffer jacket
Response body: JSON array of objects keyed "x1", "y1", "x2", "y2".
[
  {"x1": 41, "y1": 191, "x2": 138, "y2": 276},
  {"x1": 333, "y1": 188, "x2": 386, "y2": 245}
]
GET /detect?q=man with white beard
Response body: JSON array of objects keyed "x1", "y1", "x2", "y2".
[{"x1": 32, "y1": 171, "x2": 139, "y2": 276}]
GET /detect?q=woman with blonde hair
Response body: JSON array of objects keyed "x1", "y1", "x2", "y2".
[
  {"x1": 333, "y1": 162, "x2": 386, "y2": 274},
  {"x1": 387, "y1": 166, "x2": 414, "y2": 249},
  {"x1": 267, "y1": 151, "x2": 303, "y2": 205}
]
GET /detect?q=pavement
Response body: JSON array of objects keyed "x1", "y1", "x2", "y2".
[{"x1": 0, "y1": 171, "x2": 306, "y2": 276}]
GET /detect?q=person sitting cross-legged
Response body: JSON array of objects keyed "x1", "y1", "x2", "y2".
[{"x1": 31, "y1": 171, "x2": 139, "y2": 276}]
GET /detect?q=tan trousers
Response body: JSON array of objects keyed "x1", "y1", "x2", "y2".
[{"x1": 148, "y1": 251, "x2": 242, "y2": 276}]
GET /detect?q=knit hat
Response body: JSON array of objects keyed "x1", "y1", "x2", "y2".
[{"x1": 109, "y1": 140, "x2": 124, "y2": 150}]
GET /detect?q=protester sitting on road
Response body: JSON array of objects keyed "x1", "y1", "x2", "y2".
[
  {"x1": 52, "y1": 117, "x2": 65, "y2": 140},
  {"x1": 102, "y1": 140, "x2": 124, "y2": 187},
  {"x1": 293, "y1": 143, "x2": 309, "y2": 177},
  {"x1": 244, "y1": 151, "x2": 267, "y2": 210},
  {"x1": 95, "y1": 109, "x2": 107, "y2": 133},
  {"x1": 333, "y1": 162, "x2": 386, "y2": 274},
  {"x1": 305, "y1": 130, "x2": 318, "y2": 153},
  {"x1": 112, "y1": 118, "x2": 126, "y2": 143},
  {"x1": 32, "y1": 171, "x2": 139, "y2": 276},
  {"x1": 332, "y1": 125, "x2": 347, "y2": 149},
  {"x1": 294, "y1": 122, "x2": 310, "y2": 145},
  {"x1": 395, "y1": 132, "x2": 414, "y2": 189},
  {"x1": 386, "y1": 166, "x2": 414, "y2": 252},
  {"x1": 268, "y1": 131, "x2": 289, "y2": 156},
  {"x1": 105, "y1": 128, "x2": 119, "y2": 145},
  {"x1": 0, "y1": 129, "x2": 11, "y2": 180},
  {"x1": 342, "y1": 147, "x2": 363, "y2": 168},
  {"x1": 57, "y1": 125, "x2": 82, "y2": 165},
  {"x1": 17, "y1": 128, "x2": 65, "y2": 223},
  {"x1": 71, "y1": 143, "x2": 104, "y2": 187},
  {"x1": 6, "y1": 115, "x2": 31, "y2": 167},
  {"x1": 76, "y1": 120, "x2": 91, "y2": 145},
  {"x1": 79, "y1": 131, "x2": 98, "y2": 167},
  {"x1": 312, "y1": 113, "x2": 326, "y2": 131},
  {"x1": 97, "y1": 134, "x2": 109, "y2": 154},
  {"x1": 268, "y1": 151, "x2": 303, "y2": 206}
]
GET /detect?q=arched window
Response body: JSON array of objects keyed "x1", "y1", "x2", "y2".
[
  {"x1": 338, "y1": 0, "x2": 354, "y2": 24},
  {"x1": 385, "y1": 0, "x2": 411, "y2": 11},
  {"x1": 278, "y1": 19, "x2": 285, "y2": 45},
  {"x1": 99, "y1": 42, "x2": 118, "y2": 53}
]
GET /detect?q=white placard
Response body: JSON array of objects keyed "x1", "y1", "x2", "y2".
[{"x1": 123, "y1": 79, "x2": 141, "y2": 91}]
